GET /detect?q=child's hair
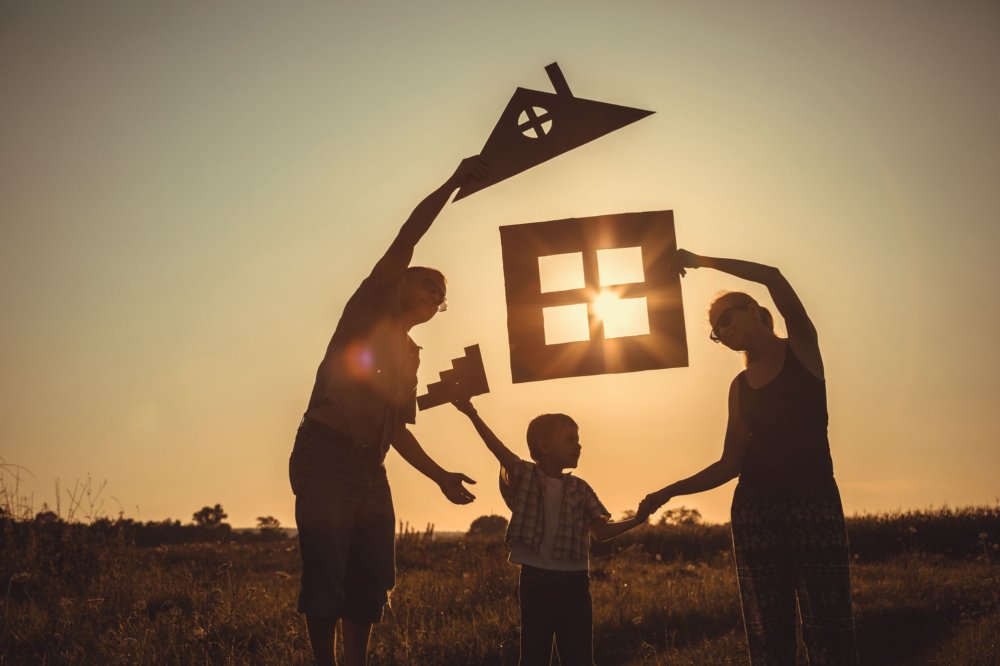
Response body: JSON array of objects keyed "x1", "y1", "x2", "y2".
[{"x1": 525, "y1": 413, "x2": 578, "y2": 462}]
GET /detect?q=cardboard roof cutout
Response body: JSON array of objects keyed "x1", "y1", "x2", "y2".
[
  {"x1": 500, "y1": 211, "x2": 687, "y2": 383},
  {"x1": 417, "y1": 344, "x2": 490, "y2": 410},
  {"x1": 454, "y1": 63, "x2": 654, "y2": 201}
]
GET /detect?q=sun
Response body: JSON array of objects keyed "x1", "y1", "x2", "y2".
[
  {"x1": 592, "y1": 290, "x2": 621, "y2": 322},
  {"x1": 591, "y1": 289, "x2": 651, "y2": 339}
]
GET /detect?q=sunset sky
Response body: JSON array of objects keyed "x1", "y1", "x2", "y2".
[{"x1": 2, "y1": 2, "x2": 998, "y2": 531}]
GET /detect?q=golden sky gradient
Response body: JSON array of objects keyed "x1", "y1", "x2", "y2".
[{"x1": 2, "y1": 2, "x2": 998, "y2": 530}]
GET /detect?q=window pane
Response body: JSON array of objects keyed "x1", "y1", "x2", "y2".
[
  {"x1": 538, "y1": 252, "x2": 585, "y2": 293},
  {"x1": 597, "y1": 247, "x2": 644, "y2": 286},
  {"x1": 542, "y1": 303, "x2": 590, "y2": 345},
  {"x1": 601, "y1": 296, "x2": 650, "y2": 339}
]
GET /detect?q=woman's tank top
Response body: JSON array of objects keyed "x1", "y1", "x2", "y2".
[{"x1": 738, "y1": 343, "x2": 835, "y2": 494}]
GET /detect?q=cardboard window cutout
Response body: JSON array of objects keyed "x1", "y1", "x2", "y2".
[
  {"x1": 454, "y1": 63, "x2": 654, "y2": 201},
  {"x1": 499, "y1": 211, "x2": 687, "y2": 383},
  {"x1": 417, "y1": 344, "x2": 490, "y2": 410}
]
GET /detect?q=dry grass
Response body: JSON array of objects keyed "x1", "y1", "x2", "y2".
[{"x1": 3, "y1": 508, "x2": 1000, "y2": 665}]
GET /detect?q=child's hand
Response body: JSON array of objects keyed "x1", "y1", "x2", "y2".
[{"x1": 451, "y1": 397, "x2": 477, "y2": 416}]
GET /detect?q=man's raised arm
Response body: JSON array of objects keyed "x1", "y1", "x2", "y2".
[{"x1": 371, "y1": 156, "x2": 489, "y2": 283}]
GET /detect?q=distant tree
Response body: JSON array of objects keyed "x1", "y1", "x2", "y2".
[
  {"x1": 256, "y1": 515, "x2": 286, "y2": 540},
  {"x1": 192, "y1": 504, "x2": 228, "y2": 528},
  {"x1": 467, "y1": 514, "x2": 508, "y2": 538},
  {"x1": 34, "y1": 508, "x2": 60, "y2": 524},
  {"x1": 657, "y1": 506, "x2": 702, "y2": 526}
]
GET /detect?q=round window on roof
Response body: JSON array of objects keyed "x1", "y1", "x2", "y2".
[{"x1": 517, "y1": 106, "x2": 553, "y2": 138}]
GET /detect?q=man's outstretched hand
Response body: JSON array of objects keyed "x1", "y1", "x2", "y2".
[
  {"x1": 437, "y1": 471, "x2": 477, "y2": 505},
  {"x1": 447, "y1": 155, "x2": 490, "y2": 189}
]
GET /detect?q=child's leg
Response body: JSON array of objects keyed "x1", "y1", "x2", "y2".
[
  {"x1": 519, "y1": 565, "x2": 558, "y2": 665},
  {"x1": 552, "y1": 571, "x2": 593, "y2": 665}
]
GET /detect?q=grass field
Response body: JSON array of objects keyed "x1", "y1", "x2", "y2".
[{"x1": 2, "y1": 507, "x2": 999, "y2": 664}]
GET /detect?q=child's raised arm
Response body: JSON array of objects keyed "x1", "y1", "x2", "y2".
[{"x1": 452, "y1": 398, "x2": 521, "y2": 472}]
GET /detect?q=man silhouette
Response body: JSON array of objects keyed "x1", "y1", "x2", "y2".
[{"x1": 289, "y1": 156, "x2": 488, "y2": 665}]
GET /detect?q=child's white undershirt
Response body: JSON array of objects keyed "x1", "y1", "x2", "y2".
[{"x1": 509, "y1": 473, "x2": 588, "y2": 571}]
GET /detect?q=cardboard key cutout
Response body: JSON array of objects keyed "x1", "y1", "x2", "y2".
[
  {"x1": 417, "y1": 344, "x2": 490, "y2": 410},
  {"x1": 454, "y1": 63, "x2": 654, "y2": 201},
  {"x1": 500, "y1": 211, "x2": 687, "y2": 383}
]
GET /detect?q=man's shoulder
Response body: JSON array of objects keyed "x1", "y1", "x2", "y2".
[
  {"x1": 345, "y1": 274, "x2": 390, "y2": 312},
  {"x1": 332, "y1": 276, "x2": 392, "y2": 339}
]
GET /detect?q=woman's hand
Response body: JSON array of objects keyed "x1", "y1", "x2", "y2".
[{"x1": 671, "y1": 249, "x2": 701, "y2": 277}]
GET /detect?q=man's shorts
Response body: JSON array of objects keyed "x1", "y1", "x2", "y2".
[{"x1": 289, "y1": 417, "x2": 395, "y2": 623}]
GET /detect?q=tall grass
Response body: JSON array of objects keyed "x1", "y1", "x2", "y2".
[{"x1": 3, "y1": 505, "x2": 999, "y2": 664}]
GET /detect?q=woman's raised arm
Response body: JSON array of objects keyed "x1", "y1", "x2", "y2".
[{"x1": 675, "y1": 249, "x2": 824, "y2": 378}]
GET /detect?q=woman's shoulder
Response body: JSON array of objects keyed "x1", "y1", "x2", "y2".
[
  {"x1": 731, "y1": 371, "x2": 749, "y2": 393},
  {"x1": 785, "y1": 339, "x2": 825, "y2": 382}
]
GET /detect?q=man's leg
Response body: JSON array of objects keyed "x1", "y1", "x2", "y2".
[
  {"x1": 294, "y1": 427, "x2": 366, "y2": 664},
  {"x1": 306, "y1": 617, "x2": 337, "y2": 666},
  {"x1": 340, "y1": 469, "x2": 395, "y2": 665},
  {"x1": 341, "y1": 618, "x2": 373, "y2": 666}
]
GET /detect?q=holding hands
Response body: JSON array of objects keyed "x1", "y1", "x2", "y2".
[
  {"x1": 639, "y1": 489, "x2": 671, "y2": 519},
  {"x1": 635, "y1": 499, "x2": 654, "y2": 523}
]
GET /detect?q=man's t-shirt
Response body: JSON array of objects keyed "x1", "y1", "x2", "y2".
[{"x1": 305, "y1": 273, "x2": 418, "y2": 458}]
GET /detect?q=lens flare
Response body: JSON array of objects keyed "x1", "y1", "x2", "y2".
[{"x1": 592, "y1": 290, "x2": 650, "y2": 339}]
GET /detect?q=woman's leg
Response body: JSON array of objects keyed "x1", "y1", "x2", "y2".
[
  {"x1": 792, "y1": 486, "x2": 860, "y2": 665},
  {"x1": 731, "y1": 485, "x2": 798, "y2": 665}
]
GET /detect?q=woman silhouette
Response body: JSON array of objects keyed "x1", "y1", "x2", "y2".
[{"x1": 642, "y1": 249, "x2": 859, "y2": 665}]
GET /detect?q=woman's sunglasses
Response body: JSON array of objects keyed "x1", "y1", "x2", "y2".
[{"x1": 710, "y1": 302, "x2": 749, "y2": 342}]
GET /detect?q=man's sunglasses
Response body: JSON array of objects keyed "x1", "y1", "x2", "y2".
[{"x1": 420, "y1": 278, "x2": 448, "y2": 312}]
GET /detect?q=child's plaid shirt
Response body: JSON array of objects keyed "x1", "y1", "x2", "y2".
[{"x1": 500, "y1": 458, "x2": 610, "y2": 561}]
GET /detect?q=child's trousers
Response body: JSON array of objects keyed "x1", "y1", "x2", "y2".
[{"x1": 518, "y1": 565, "x2": 593, "y2": 665}]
